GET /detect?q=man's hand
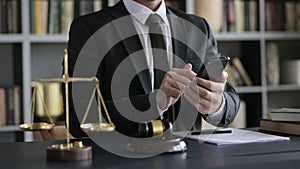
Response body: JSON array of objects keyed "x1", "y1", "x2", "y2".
[
  {"x1": 156, "y1": 64, "x2": 196, "y2": 110},
  {"x1": 184, "y1": 71, "x2": 228, "y2": 115}
]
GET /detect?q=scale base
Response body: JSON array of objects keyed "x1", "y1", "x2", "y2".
[
  {"x1": 46, "y1": 141, "x2": 92, "y2": 162},
  {"x1": 127, "y1": 136, "x2": 187, "y2": 154}
]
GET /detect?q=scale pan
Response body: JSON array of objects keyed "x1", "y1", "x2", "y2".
[
  {"x1": 20, "y1": 122, "x2": 55, "y2": 131},
  {"x1": 80, "y1": 123, "x2": 115, "y2": 132}
]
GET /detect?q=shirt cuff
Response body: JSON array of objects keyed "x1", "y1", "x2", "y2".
[
  {"x1": 207, "y1": 94, "x2": 226, "y2": 120},
  {"x1": 157, "y1": 95, "x2": 226, "y2": 120},
  {"x1": 157, "y1": 104, "x2": 167, "y2": 119}
]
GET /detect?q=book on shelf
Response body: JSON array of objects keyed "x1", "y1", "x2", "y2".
[
  {"x1": 61, "y1": 0, "x2": 75, "y2": 34},
  {"x1": 265, "y1": 0, "x2": 284, "y2": 31},
  {"x1": 5, "y1": 87, "x2": 15, "y2": 125},
  {"x1": 225, "y1": 64, "x2": 243, "y2": 87},
  {"x1": 265, "y1": 0, "x2": 300, "y2": 32},
  {"x1": 226, "y1": 0, "x2": 235, "y2": 32},
  {"x1": 0, "y1": 86, "x2": 21, "y2": 126},
  {"x1": 230, "y1": 57, "x2": 253, "y2": 86},
  {"x1": 194, "y1": 0, "x2": 224, "y2": 32},
  {"x1": 78, "y1": 0, "x2": 104, "y2": 16},
  {"x1": 268, "y1": 107, "x2": 300, "y2": 122},
  {"x1": 79, "y1": 0, "x2": 94, "y2": 16},
  {"x1": 4, "y1": 0, "x2": 21, "y2": 34},
  {"x1": 0, "y1": 88, "x2": 6, "y2": 126},
  {"x1": 1, "y1": 0, "x2": 8, "y2": 33},
  {"x1": 7, "y1": 0, "x2": 13, "y2": 33},
  {"x1": 260, "y1": 119, "x2": 300, "y2": 136},
  {"x1": 244, "y1": 0, "x2": 250, "y2": 31},
  {"x1": 30, "y1": 0, "x2": 105, "y2": 34},
  {"x1": 249, "y1": 0, "x2": 258, "y2": 31},
  {"x1": 234, "y1": 0, "x2": 245, "y2": 32},
  {"x1": 285, "y1": 0, "x2": 296, "y2": 31},
  {"x1": 48, "y1": 0, "x2": 61, "y2": 34},
  {"x1": 297, "y1": 1, "x2": 300, "y2": 30},
  {"x1": 0, "y1": 0, "x2": 1, "y2": 33},
  {"x1": 266, "y1": 42, "x2": 280, "y2": 85},
  {"x1": 225, "y1": 0, "x2": 257, "y2": 32},
  {"x1": 93, "y1": 0, "x2": 103, "y2": 11},
  {"x1": 30, "y1": 0, "x2": 35, "y2": 33},
  {"x1": 11, "y1": 0, "x2": 21, "y2": 33},
  {"x1": 13, "y1": 86, "x2": 20, "y2": 125},
  {"x1": 34, "y1": 0, "x2": 49, "y2": 34}
]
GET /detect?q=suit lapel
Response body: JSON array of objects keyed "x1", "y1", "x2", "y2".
[
  {"x1": 167, "y1": 8, "x2": 204, "y2": 73},
  {"x1": 110, "y1": 1, "x2": 152, "y2": 94},
  {"x1": 167, "y1": 8, "x2": 188, "y2": 68}
]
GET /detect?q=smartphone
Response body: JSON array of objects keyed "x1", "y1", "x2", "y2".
[{"x1": 197, "y1": 56, "x2": 230, "y2": 81}]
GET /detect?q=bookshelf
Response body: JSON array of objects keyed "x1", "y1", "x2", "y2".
[{"x1": 0, "y1": 0, "x2": 299, "y2": 142}]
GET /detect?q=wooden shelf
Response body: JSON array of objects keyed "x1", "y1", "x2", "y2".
[
  {"x1": 264, "y1": 32, "x2": 300, "y2": 40},
  {"x1": 215, "y1": 32, "x2": 262, "y2": 41},
  {"x1": 0, "y1": 35, "x2": 23, "y2": 43},
  {"x1": 236, "y1": 86, "x2": 264, "y2": 94},
  {"x1": 267, "y1": 84, "x2": 300, "y2": 92},
  {"x1": 29, "y1": 35, "x2": 68, "y2": 43},
  {"x1": 0, "y1": 125, "x2": 21, "y2": 132}
]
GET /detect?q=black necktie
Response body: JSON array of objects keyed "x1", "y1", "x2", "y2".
[{"x1": 146, "y1": 14, "x2": 169, "y2": 89}]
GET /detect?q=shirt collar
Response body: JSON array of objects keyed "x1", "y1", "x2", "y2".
[{"x1": 123, "y1": 0, "x2": 169, "y2": 25}]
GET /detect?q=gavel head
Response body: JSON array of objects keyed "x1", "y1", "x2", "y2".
[{"x1": 137, "y1": 119, "x2": 172, "y2": 138}]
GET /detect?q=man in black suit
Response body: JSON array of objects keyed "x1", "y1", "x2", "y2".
[{"x1": 67, "y1": 0, "x2": 240, "y2": 138}]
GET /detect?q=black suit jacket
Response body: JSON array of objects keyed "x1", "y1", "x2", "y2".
[{"x1": 66, "y1": 1, "x2": 240, "y2": 138}]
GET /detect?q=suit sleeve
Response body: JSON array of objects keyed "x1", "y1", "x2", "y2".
[
  {"x1": 194, "y1": 18, "x2": 240, "y2": 128},
  {"x1": 66, "y1": 18, "x2": 162, "y2": 137},
  {"x1": 206, "y1": 19, "x2": 240, "y2": 127}
]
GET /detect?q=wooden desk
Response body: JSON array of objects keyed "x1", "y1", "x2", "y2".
[{"x1": 1, "y1": 136, "x2": 300, "y2": 169}]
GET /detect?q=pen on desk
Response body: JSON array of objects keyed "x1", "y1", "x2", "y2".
[{"x1": 190, "y1": 129, "x2": 232, "y2": 135}]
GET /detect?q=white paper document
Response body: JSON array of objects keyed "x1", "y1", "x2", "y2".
[{"x1": 175, "y1": 128, "x2": 290, "y2": 146}]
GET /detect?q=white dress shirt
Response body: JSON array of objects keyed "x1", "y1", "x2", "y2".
[
  {"x1": 123, "y1": 0, "x2": 225, "y2": 120},
  {"x1": 123, "y1": 0, "x2": 173, "y2": 91}
]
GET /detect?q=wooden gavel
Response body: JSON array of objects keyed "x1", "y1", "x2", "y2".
[{"x1": 137, "y1": 119, "x2": 172, "y2": 138}]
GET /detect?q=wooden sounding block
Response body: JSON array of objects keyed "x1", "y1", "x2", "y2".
[{"x1": 46, "y1": 141, "x2": 92, "y2": 162}]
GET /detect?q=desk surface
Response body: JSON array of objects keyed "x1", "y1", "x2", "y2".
[{"x1": 1, "y1": 135, "x2": 300, "y2": 169}]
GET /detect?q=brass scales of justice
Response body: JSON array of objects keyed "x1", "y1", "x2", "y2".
[{"x1": 19, "y1": 49, "x2": 115, "y2": 162}]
